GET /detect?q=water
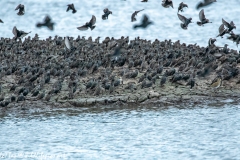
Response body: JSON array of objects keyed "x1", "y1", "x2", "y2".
[
  {"x1": 1, "y1": 103, "x2": 240, "y2": 159},
  {"x1": 0, "y1": 0, "x2": 240, "y2": 51}
]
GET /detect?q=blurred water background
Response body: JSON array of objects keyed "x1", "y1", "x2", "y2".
[{"x1": 0, "y1": 0, "x2": 240, "y2": 51}]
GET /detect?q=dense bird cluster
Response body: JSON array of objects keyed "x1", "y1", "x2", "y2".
[
  {"x1": 0, "y1": 35, "x2": 240, "y2": 107},
  {"x1": 0, "y1": 1, "x2": 240, "y2": 107}
]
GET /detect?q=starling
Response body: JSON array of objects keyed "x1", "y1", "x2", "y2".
[
  {"x1": 133, "y1": 14, "x2": 153, "y2": 29},
  {"x1": 197, "y1": 9, "x2": 212, "y2": 26},
  {"x1": 162, "y1": 0, "x2": 174, "y2": 8},
  {"x1": 216, "y1": 24, "x2": 228, "y2": 38},
  {"x1": 0, "y1": 19, "x2": 3, "y2": 23},
  {"x1": 196, "y1": 0, "x2": 217, "y2": 10},
  {"x1": 222, "y1": 18, "x2": 236, "y2": 32},
  {"x1": 15, "y1": 4, "x2": 25, "y2": 16},
  {"x1": 131, "y1": 9, "x2": 144, "y2": 22},
  {"x1": 102, "y1": 8, "x2": 112, "y2": 20},
  {"x1": 208, "y1": 38, "x2": 216, "y2": 47},
  {"x1": 178, "y1": 2, "x2": 188, "y2": 12},
  {"x1": 36, "y1": 15, "x2": 55, "y2": 30},
  {"x1": 66, "y1": 4, "x2": 77, "y2": 14},
  {"x1": 12, "y1": 26, "x2": 31, "y2": 40},
  {"x1": 141, "y1": 0, "x2": 148, "y2": 2},
  {"x1": 177, "y1": 13, "x2": 192, "y2": 30},
  {"x1": 77, "y1": 15, "x2": 96, "y2": 31}
]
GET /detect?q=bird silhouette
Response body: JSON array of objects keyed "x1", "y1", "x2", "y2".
[
  {"x1": 77, "y1": 15, "x2": 96, "y2": 31},
  {"x1": 133, "y1": 14, "x2": 153, "y2": 29}
]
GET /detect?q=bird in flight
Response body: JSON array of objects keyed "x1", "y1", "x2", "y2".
[
  {"x1": 131, "y1": 9, "x2": 144, "y2": 22},
  {"x1": 77, "y1": 15, "x2": 96, "y2": 31},
  {"x1": 15, "y1": 4, "x2": 25, "y2": 16},
  {"x1": 66, "y1": 4, "x2": 77, "y2": 14}
]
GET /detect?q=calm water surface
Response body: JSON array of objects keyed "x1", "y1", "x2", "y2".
[
  {"x1": 0, "y1": 0, "x2": 240, "y2": 50},
  {"x1": 0, "y1": 103, "x2": 240, "y2": 159}
]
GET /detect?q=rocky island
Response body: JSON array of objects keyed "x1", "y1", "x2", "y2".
[{"x1": 0, "y1": 35, "x2": 240, "y2": 113}]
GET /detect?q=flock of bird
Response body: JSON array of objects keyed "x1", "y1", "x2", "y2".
[{"x1": 0, "y1": 0, "x2": 240, "y2": 107}]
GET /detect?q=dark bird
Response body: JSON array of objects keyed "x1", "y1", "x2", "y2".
[
  {"x1": 133, "y1": 14, "x2": 153, "y2": 29},
  {"x1": 131, "y1": 9, "x2": 144, "y2": 22},
  {"x1": 217, "y1": 24, "x2": 228, "y2": 38},
  {"x1": 162, "y1": 0, "x2": 174, "y2": 8},
  {"x1": 227, "y1": 32, "x2": 240, "y2": 47},
  {"x1": 160, "y1": 75, "x2": 167, "y2": 87},
  {"x1": 197, "y1": 9, "x2": 212, "y2": 26},
  {"x1": 187, "y1": 78, "x2": 195, "y2": 89},
  {"x1": 141, "y1": 0, "x2": 148, "y2": 2},
  {"x1": 178, "y1": 2, "x2": 188, "y2": 12},
  {"x1": 208, "y1": 38, "x2": 216, "y2": 47},
  {"x1": 177, "y1": 13, "x2": 192, "y2": 30},
  {"x1": 196, "y1": 0, "x2": 217, "y2": 10},
  {"x1": 12, "y1": 26, "x2": 31, "y2": 40},
  {"x1": 0, "y1": 19, "x2": 3, "y2": 23},
  {"x1": 77, "y1": 15, "x2": 96, "y2": 31},
  {"x1": 102, "y1": 8, "x2": 112, "y2": 20},
  {"x1": 111, "y1": 45, "x2": 123, "y2": 60},
  {"x1": 66, "y1": 4, "x2": 77, "y2": 14},
  {"x1": 15, "y1": 4, "x2": 25, "y2": 16},
  {"x1": 222, "y1": 18, "x2": 236, "y2": 32},
  {"x1": 36, "y1": 15, "x2": 55, "y2": 30}
]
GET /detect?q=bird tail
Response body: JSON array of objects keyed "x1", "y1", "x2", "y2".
[{"x1": 72, "y1": 10, "x2": 77, "y2": 14}]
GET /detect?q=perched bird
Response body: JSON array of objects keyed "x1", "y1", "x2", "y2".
[
  {"x1": 66, "y1": 4, "x2": 77, "y2": 14},
  {"x1": 0, "y1": 19, "x2": 3, "y2": 23},
  {"x1": 36, "y1": 15, "x2": 55, "y2": 30},
  {"x1": 133, "y1": 14, "x2": 153, "y2": 29},
  {"x1": 222, "y1": 18, "x2": 236, "y2": 32},
  {"x1": 208, "y1": 38, "x2": 216, "y2": 47},
  {"x1": 196, "y1": 0, "x2": 217, "y2": 10},
  {"x1": 162, "y1": 0, "x2": 174, "y2": 8},
  {"x1": 197, "y1": 9, "x2": 212, "y2": 26},
  {"x1": 178, "y1": 2, "x2": 188, "y2": 12},
  {"x1": 77, "y1": 15, "x2": 96, "y2": 31},
  {"x1": 15, "y1": 4, "x2": 25, "y2": 16},
  {"x1": 102, "y1": 8, "x2": 112, "y2": 20},
  {"x1": 12, "y1": 26, "x2": 31, "y2": 40},
  {"x1": 131, "y1": 9, "x2": 144, "y2": 22},
  {"x1": 210, "y1": 76, "x2": 222, "y2": 89},
  {"x1": 177, "y1": 13, "x2": 192, "y2": 30},
  {"x1": 217, "y1": 24, "x2": 228, "y2": 38}
]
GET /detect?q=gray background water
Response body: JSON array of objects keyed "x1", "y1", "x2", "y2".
[
  {"x1": 1, "y1": 102, "x2": 240, "y2": 159},
  {"x1": 0, "y1": 0, "x2": 240, "y2": 50}
]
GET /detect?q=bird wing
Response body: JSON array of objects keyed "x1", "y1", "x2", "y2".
[
  {"x1": 183, "y1": 3, "x2": 188, "y2": 7},
  {"x1": 136, "y1": 9, "x2": 144, "y2": 14},
  {"x1": 77, "y1": 25, "x2": 88, "y2": 31},
  {"x1": 222, "y1": 18, "x2": 231, "y2": 28},
  {"x1": 89, "y1": 15, "x2": 96, "y2": 25},
  {"x1": 15, "y1": 4, "x2": 21, "y2": 10},
  {"x1": 64, "y1": 37, "x2": 72, "y2": 50},
  {"x1": 177, "y1": 14, "x2": 187, "y2": 23},
  {"x1": 218, "y1": 24, "x2": 225, "y2": 33},
  {"x1": 0, "y1": 19, "x2": 3, "y2": 23},
  {"x1": 66, "y1": 6, "x2": 70, "y2": 12},
  {"x1": 199, "y1": 9, "x2": 206, "y2": 21},
  {"x1": 131, "y1": 12, "x2": 136, "y2": 21},
  {"x1": 12, "y1": 26, "x2": 18, "y2": 36}
]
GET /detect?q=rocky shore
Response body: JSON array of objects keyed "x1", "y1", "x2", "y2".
[{"x1": 0, "y1": 35, "x2": 240, "y2": 112}]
